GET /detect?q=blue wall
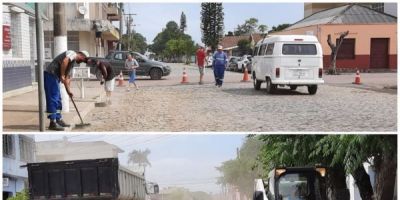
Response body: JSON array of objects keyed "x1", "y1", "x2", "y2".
[{"x1": 3, "y1": 66, "x2": 32, "y2": 92}]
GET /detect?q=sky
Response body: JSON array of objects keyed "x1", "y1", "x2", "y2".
[
  {"x1": 35, "y1": 134, "x2": 246, "y2": 194},
  {"x1": 123, "y1": 3, "x2": 304, "y2": 44}
]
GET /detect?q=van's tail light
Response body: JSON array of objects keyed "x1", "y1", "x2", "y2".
[
  {"x1": 276, "y1": 67, "x2": 280, "y2": 78},
  {"x1": 319, "y1": 68, "x2": 323, "y2": 78}
]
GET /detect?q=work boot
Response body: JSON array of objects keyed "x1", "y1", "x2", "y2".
[
  {"x1": 49, "y1": 121, "x2": 65, "y2": 131},
  {"x1": 57, "y1": 119, "x2": 70, "y2": 127}
]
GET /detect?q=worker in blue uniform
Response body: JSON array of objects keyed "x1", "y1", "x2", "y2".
[
  {"x1": 212, "y1": 45, "x2": 228, "y2": 87},
  {"x1": 44, "y1": 50, "x2": 89, "y2": 131}
]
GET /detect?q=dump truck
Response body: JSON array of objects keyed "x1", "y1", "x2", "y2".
[
  {"x1": 26, "y1": 158, "x2": 158, "y2": 200},
  {"x1": 253, "y1": 166, "x2": 327, "y2": 200}
]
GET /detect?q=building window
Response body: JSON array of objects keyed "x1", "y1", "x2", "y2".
[
  {"x1": 67, "y1": 31, "x2": 80, "y2": 52},
  {"x1": 44, "y1": 31, "x2": 54, "y2": 59},
  {"x1": 19, "y1": 135, "x2": 35, "y2": 162},
  {"x1": 336, "y1": 39, "x2": 355, "y2": 59},
  {"x1": 3, "y1": 135, "x2": 15, "y2": 158}
]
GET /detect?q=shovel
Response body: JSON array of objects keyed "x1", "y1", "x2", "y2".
[{"x1": 70, "y1": 95, "x2": 91, "y2": 129}]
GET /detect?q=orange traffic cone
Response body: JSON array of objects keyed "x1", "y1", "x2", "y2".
[
  {"x1": 241, "y1": 66, "x2": 250, "y2": 82},
  {"x1": 118, "y1": 71, "x2": 124, "y2": 86},
  {"x1": 181, "y1": 68, "x2": 189, "y2": 84},
  {"x1": 353, "y1": 70, "x2": 361, "y2": 84}
]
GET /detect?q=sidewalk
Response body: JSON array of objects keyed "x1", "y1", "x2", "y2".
[
  {"x1": 3, "y1": 80, "x2": 105, "y2": 132},
  {"x1": 323, "y1": 72, "x2": 397, "y2": 92}
]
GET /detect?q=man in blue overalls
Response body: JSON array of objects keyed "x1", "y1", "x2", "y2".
[
  {"x1": 212, "y1": 45, "x2": 228, "y2": 87},
  {"x1": 44, "y1": 50, "x2": 89, "y2": 131}
]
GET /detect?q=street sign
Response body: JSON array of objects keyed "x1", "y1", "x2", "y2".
[
  {"x1": 3, "y1": 25, "x2": 12, "y2": 50},
  {"x1": 72, "y1": 67, "x2": 90, "y2": 99},
  {"x1": 72, "y1": 67, "x2": 90, "y2": 79}
]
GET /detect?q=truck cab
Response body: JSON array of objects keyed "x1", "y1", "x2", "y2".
[{"x1": 253, "y1": 167, "x2": 327, "y2": 200}]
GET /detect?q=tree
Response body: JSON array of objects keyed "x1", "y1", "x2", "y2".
[
  {"x1": 327, "y1": 31, "x2": 349, "y2": 75},
  {"x1": 180, "y1": 12, "x2": 187, "y2": 33},
  {"x1": 237, "y1": 39, "x2": 251, "y2": 56},
  {"x1": 268, "y1": 23, "x2": 291, "y2": 33},
  {"x1": 314, "y1": 135, "x2": 397, "y2": 200},
  {"x1": 256, "y1": 135, "x2": 397, "y2": 200},
  {"x1": 201, "y1": 3, "x2": 224, "y2": 51},
  {"x1": 164, "y1": 34, "x2": 196, "y2": 63},
  {"x1": 150, "y1": 21, "x2": 183, "y2": 57},
  {"x1": 128, "y1": 149, "x2": 151, "y2": 175},
  {"x1": 7, "y1": 189, "x2": 29, "y2": 200},
  {"x1": 217, "y1": 137, "x2": 264, "y2": 199},
  {"x1": 122, "y1": 31, "x2": 147, "y2": 53},
  {"x1": 234, "y1": 18, "x2": 259, "y2": 36},
  {"x1": 257, "y1": 24, "x2": 268, "y2": 36},
  {"x1": 233, "y1": 18, "x2": 267, "y2": 36}
]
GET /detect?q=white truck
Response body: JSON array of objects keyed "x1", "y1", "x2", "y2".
[{"x1": 252, "y1": 35, "x2": 324, "y2": 95}]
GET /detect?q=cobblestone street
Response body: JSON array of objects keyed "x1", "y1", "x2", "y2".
[{"x1": 76, "y1": 63, "x2": 396, "y2": 132}]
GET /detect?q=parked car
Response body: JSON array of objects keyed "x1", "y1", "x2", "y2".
[
  {"x1": 252, "y1": 35, "x2": 324, "y2": 94},
  {"x1": 235, "y1": 55, "x2": 252, "y2": 72},
  {"x1": 89, "y1": 51, "x2": 171, "y2": 80},
  {"x1": 245, "y1": 59, "x2": 252, "y2": 73},
  {"x1": 227, "y1": 56, "x2": 240, "y2": 71},
  {"x1": 205, "y1": 54, "x2": 213, "y2": 68}
]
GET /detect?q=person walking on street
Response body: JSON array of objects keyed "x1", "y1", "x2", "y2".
[
  {"x1": 196, "y1": 46, "x2": 206, "y2": 84},
  {"x1": 125, "y1": 54, "x2": 139, "y2": 91},
  {"x1": 213, "y1": 45, "x2": 228, "y2": 87},
  {"x1": 44, "y1": 50, "x2": 89, "y2": 131},
  {"x1": 88, "y1": 58, "x2": 116, "y2": 105}
]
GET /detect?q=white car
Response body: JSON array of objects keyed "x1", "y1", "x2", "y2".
[
  {"x1": 252, "y1": 35, "x2": 324, "y2": 95},
  {"x1": 235, "y1": 55, "x2": 251, "y2": 72},
  {"x1": 205, "y1": 55, "x2": 213, "y2": 68}
]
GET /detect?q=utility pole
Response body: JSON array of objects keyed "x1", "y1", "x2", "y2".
[
  {"x1": 124, "y1": 13, "x2": 136, "y2": 50},
  {"x1": 53, "y1": 3, "x2": 70, "y2": 112},
  {"x1": 35, "y1": 3, "x2": 45, "y2": 131},
  {"x1": 118, "y1": 3, "x2": 123, "y2": 51},
  {"x1": 53, "y1": 3, "x2": 67, "y2": 56}
]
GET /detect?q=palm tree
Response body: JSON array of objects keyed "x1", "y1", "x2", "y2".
[{"x1": 128, "y1": 149, "x2": 151, "y2": 176}]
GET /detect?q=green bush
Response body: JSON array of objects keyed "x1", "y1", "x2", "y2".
[{"x1": 7, "y1": 189, "x2": 29, "y2": 200}]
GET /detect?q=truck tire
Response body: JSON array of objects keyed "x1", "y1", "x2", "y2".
[
  {"x1": 308, "y1": 85, "x2": 318, "y2": 95},
  {"x1": 290, "y1": 85, "x2": 298, "y2": 90},
  {"x1": 266, "y1": 77, "x2": 276, "y2": 94},
  {"x1": 150, "y1": 68, "x2": 162, "y2": 80},
  {"x1": 253, "y1": 73, "x2": 261, "y2": 90}
]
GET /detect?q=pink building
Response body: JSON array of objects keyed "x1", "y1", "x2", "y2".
[{"x1": 272, "y1": 4, "x2": 397, "y2": 71}]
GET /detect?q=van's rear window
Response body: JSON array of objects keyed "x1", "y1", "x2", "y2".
[{"x1": 282, "y1": 44, "x2": 317, "y2": 55}]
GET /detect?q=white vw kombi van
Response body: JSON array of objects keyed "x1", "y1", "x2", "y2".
[{"x1": 252, "y1": 35, "x2": 324, "y2": 95}]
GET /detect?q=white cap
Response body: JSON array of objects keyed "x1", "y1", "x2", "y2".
[
  {"x1": 79, "y1": 51, "x2": 89, "y2": 58},
  {"x1": 217, "y1": 45, "x2": 223, "y2": 50}
]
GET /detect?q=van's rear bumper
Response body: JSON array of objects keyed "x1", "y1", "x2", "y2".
[{"x1": 272, "y1": 79, "x2": 324, "y2": 85}]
